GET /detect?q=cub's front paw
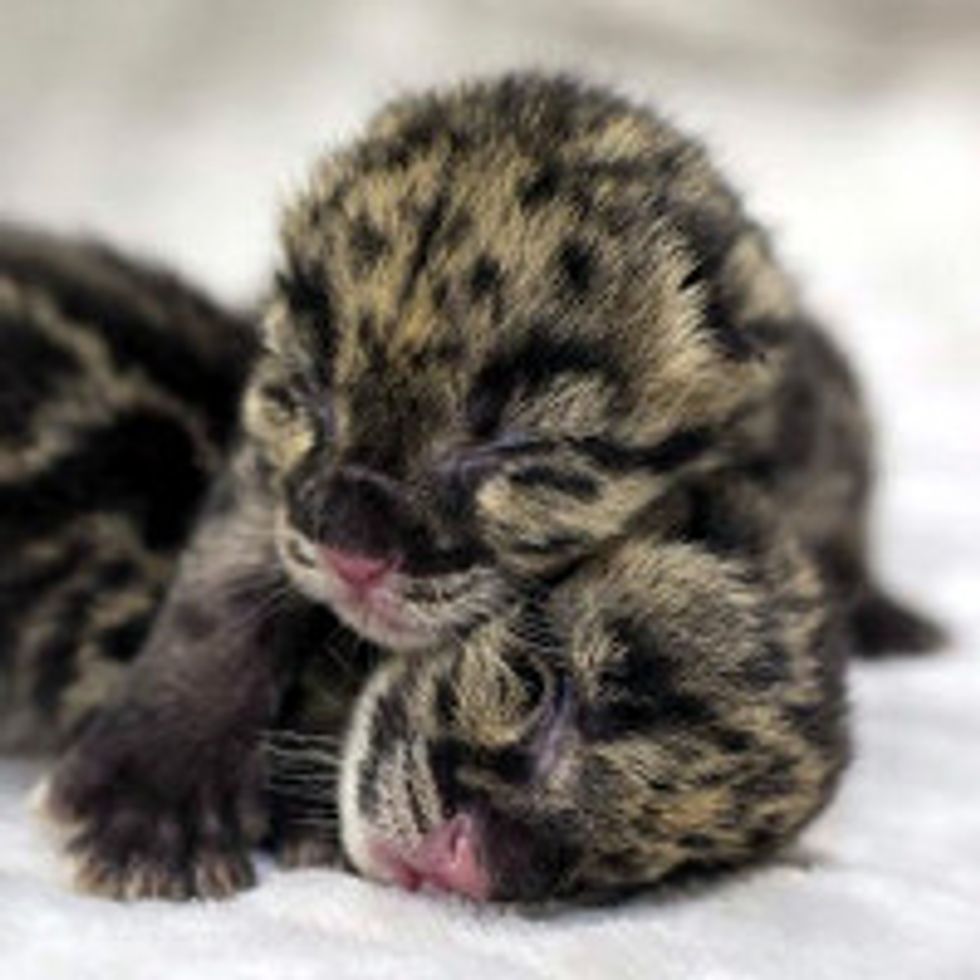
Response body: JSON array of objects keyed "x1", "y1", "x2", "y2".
[{"x1": 37, "y1": 716, "x2": 266, "y2": 900}]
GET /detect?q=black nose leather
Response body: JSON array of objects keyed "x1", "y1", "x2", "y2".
[
  {"x1": 285, "y1": 455, "x2": 485, "y2": 576},
  {"x1": 288, "y1": 463, "x2": 411, "y2": 560}
]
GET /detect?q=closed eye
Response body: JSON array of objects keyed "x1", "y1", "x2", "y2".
[
  {"x1": 507, "y1": 464, "x2": 600, "y2": 501},
  {"x1": 260, "y1": 380, "x2": 302, "y2": 417},
  {"x1": 527, "y1": 673, "x2": 575, "y2": 781},
  {"x1": 467, "y1": 332, "x2": 620, "y2": 438},
  {"x1": 437, "y1": 432, "x2": 555, "y2": 488},
  {"x1": 260, "y1": 358, "x2": 335, "y2": 436}
]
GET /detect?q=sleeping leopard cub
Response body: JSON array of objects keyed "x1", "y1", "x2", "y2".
[{"x1": 2, "y1": 74, "x2": 942, "y2": 904}]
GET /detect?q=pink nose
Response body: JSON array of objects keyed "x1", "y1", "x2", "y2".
[
  {"x1": 377, "y1": 814, "x2": 490, "y2": 901},
  {"x1": 320, "y1": 548, "x2": 396, "y2": 590}
]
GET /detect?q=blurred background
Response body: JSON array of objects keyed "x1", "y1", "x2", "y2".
[
  {"x1": 1, "y1": 6, "x2": 979, "y2": 972},
  {"x1": 1, "y1": 0, "x2": 978, "y2": 625}
]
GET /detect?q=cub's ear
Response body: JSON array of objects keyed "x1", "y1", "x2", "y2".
[{"x1": 260, "y1": 294, "x2": 291, "y2": 357}]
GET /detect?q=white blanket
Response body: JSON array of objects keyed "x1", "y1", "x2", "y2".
[{"x1": 1, "y1": 2, "x2": 978, "y2": 977}]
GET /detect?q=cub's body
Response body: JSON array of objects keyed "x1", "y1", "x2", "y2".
[{"x1": 1, "y1": 76, "x2": 939, "y2": 903}]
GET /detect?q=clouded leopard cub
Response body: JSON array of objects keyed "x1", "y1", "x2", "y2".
[{"x1": 6, "y1": 74, "x2": 941, "y2": 904}]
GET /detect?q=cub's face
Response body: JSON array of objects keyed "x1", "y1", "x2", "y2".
[
  {"x1": 339, "y1": 630, "x2": 593, "y2": 902},
  {"x1": 243, "y1": 77, "x2": 782, "y2": 652},
  {"x1": 332, "y1": 539, "x2": 840, "y2": 903},
  {"x1": 335, "y1": 605, "x2": 827, "y2": 903}
]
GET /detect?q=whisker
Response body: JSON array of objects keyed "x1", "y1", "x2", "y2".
[
  {"x1": 279, "y1": 815, "x2": 339, "y2": 829},
  {"x1": 262, "y1": 748, "x2": 341, "y2": 763},
  {"x1": 263, "y1": 729, "x2": 343, "y2": 746},
  {"x1": 266, "y1": 785, "x2": 339, "y2": 804},
  {"x1": 265, "y1": 773, "x2": 337, "y2": 792},
  {"x1": 264, "y1": 767, "x2": 340, "y2": 785},
  {"x1": 212, "y1": 581, "x2": 294, "y2": 647},
  {"x1": 262, "y1": 742, "x2": 339, "y2": 758},
  {"x1": 263, "y1": 759, "x2": 340, "y2": 779},
  {"x1": 265, "y1": 774, "x2": 337, "y2": 791}
]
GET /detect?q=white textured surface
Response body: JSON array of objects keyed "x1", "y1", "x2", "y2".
[{"x1": 1, "y1": 2, "x2": 978, "y2": 977}]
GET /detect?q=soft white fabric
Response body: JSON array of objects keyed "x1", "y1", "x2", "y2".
[{"x1": 1, "y1": 2, "x2": 978, "y2": 977}]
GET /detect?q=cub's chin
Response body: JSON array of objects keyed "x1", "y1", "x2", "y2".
[
  {"x1": 274, "y1": 539, "x2": 432, "y2": 652},
  {"x1": 273, "y1": 521, "x2": 496, "y2": 652},
  {"x1": 314, "y1": 585, "x2": 440, "y2": 652}
]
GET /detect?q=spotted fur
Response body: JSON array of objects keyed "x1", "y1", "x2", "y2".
[
  {"x1": 7, "y1": 74, "x2": 943, "y2": 903},
  {"x1": 0, "y1": 225, "x2": 253, "y2": 751}
]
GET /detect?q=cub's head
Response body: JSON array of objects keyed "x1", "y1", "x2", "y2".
[
  {"x1": 244, "y1": 73, "x2": 793, "y2": 650},
  {"x1": 334, "y1": 549, "x2": 843, "y2": 903}
]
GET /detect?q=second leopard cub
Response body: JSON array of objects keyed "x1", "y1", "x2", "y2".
[{"x1": 37, "y1": 73, "x2": 941, "y2": 903}]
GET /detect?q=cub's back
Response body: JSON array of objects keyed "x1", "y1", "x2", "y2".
[{"x1": 0, "y1": 226, "x2": 255, "y2": 749}]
